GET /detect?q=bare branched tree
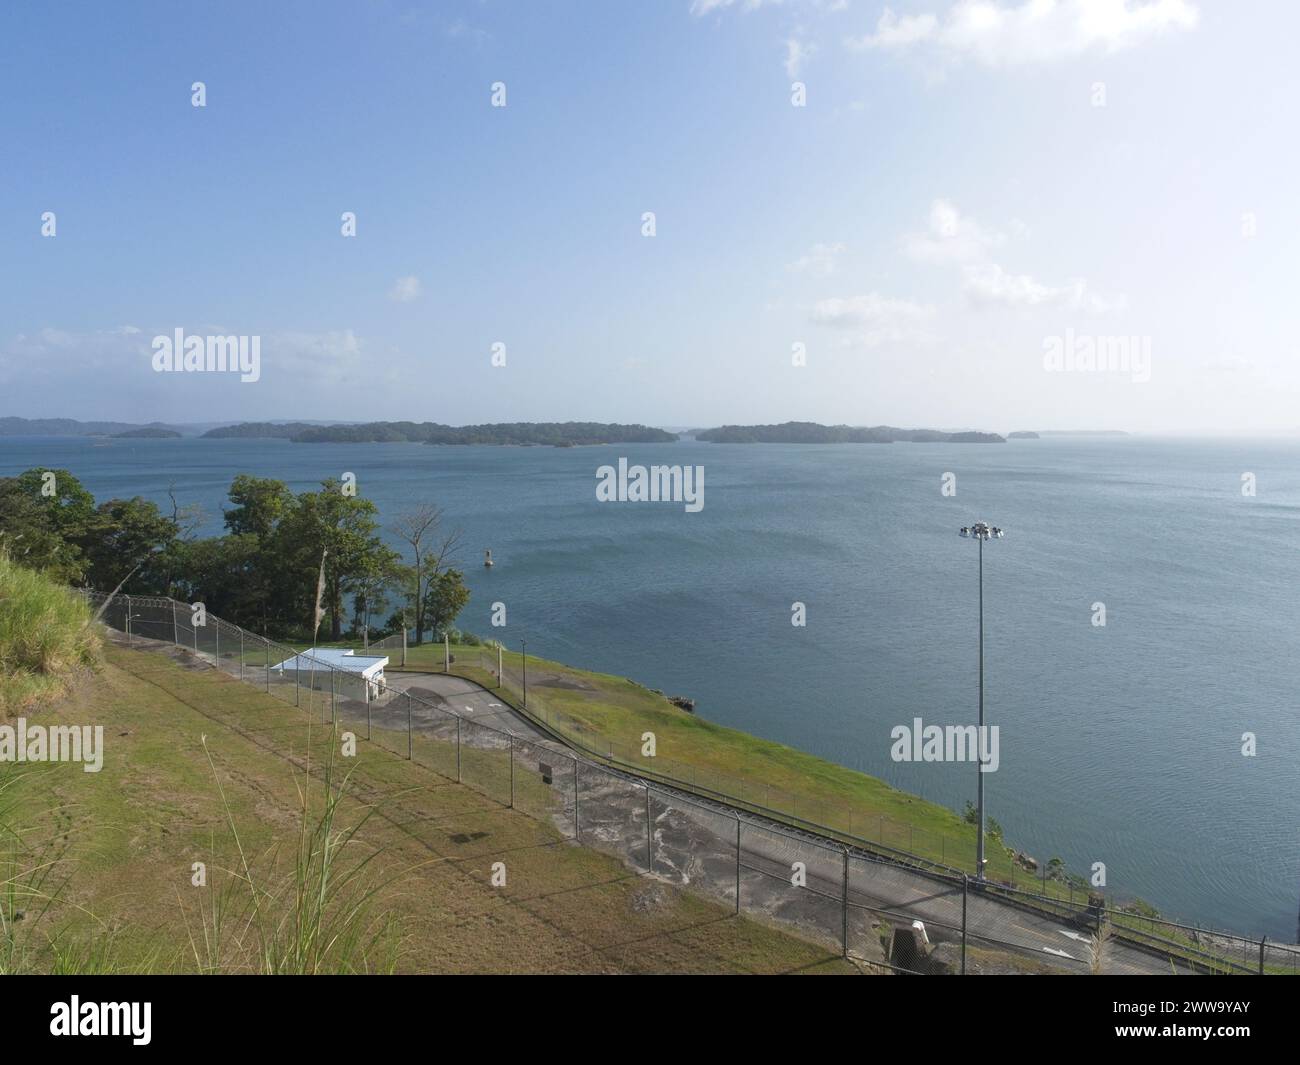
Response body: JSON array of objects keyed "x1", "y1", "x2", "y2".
[{"x1": 388, "y1": 504, "x2": 462, "y2": 645}]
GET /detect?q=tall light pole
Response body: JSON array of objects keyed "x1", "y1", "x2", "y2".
[{"x1": 959, "y1": 521, "x2": 1004, "y2": 882}]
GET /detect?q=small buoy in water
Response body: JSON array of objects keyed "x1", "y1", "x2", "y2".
[{"x1": 484, "y1": 549, "x2": 494, "y2": 568}]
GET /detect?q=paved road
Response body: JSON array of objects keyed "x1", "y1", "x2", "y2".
[{"x1": 384, "y1": 671, "x2": 559, "y2": 746}]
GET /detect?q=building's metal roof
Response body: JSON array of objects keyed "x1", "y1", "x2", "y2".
[{"x1": 272, "y1": 648, "x2": 388, "y2": 677}]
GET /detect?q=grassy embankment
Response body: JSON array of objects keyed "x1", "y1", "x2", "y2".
[
  {"x1": 383, "y1": 640, "x2": 1044, "y2": 890},
  {"x1": 0, "y1": 562, "x2": 857, "y2": 973},
  {"x1": 384, "y1": 642, "x2": 1281, "y2": 972}
]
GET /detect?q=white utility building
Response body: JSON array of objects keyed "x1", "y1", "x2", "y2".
[{"x1": 272, "y1": 648, "x2": 388, "y2": 700}]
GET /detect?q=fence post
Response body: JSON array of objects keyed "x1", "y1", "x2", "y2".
[
  {"x1": 497, "y1": 643, "x2": 502, "y2": 687},
  {"x1": 172, "y1": 600, "x2": 179, "y2": 646},
  {"x1": 365, "y1": 680, "x2": 371, "y2": 740},
  {"x1": 124, "y1": 594, "x2": 132, "y2": 645},
  {"x1": 444, "y1": 633, "x2": 450, "y2": 673},
  {"x1": 401, "y1": 623, "x2": 407, "y2": 667},
  {"x1": 240, "y1": 630, "x2": 244, "y2": 681},
  {"x1": 456, "y1": 716, "x2": 462, "y2": 782},
  {"x1": 264, "y1": 638, "x2": 271, "y2": 693},
  {"x1": 842, "y1": 847, "x2": 850, "y2": 958},
  {"x1": 645, "y1": 786, "x2": 653, "y2": 873},
  {"x1": 734, "y1": 814, "x2": 741, "y2": 914},
  {"x1": 295, "y1": 659, "x2": 300, "y2": 707},
  {"x1": 215, "y1": 622, "x2": 220, "y2": 663},
  {"x1": 961, "y1": 874, "x2": 969, "y2": 975},
  {"x1": 407, "y1": 694, "x2": 412, "y2": 760},
  {"x1": 330, "y1": 668, "x2": 337, "y2": 725},
  {"x1": 1259, "y1": 937, "x2": 1267, "y2": 975},
  {"x1": 573, "y1": 756, "x2": 580, "y2": 839},
  {"x1": 509, "y1": 737, "x2": 515, "y2": 807}
]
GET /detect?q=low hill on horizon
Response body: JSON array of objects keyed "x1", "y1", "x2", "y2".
[
  {"x1": 696, "y1": 421, "x2": 1005, "y2": 444},
  {"x1": 282, "y1": 421, "x2": 679, "y2": 445},
  {"x1": 0, "y1": 416, "x2": 185, "y2": 437}
]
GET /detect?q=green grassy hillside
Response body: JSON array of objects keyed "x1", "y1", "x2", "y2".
[
  {"x1": 0, "y1": 635, "x2": 859, "y2": 974},
  {"x1": 0, "y1": 553, "x2": 100, "y2": 718}
]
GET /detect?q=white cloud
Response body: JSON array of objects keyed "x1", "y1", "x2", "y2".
[
  {"x1": 848, "y1": 0, "x2": 1198, "y2": 66},
  {"x1": 784, "y1": 36, "x2": 816, "y2": 77},
  {"x1": 811, "y1": 292, "x2": 935, "y2": 346},
  {"x1": 961, "y1": 263, "x2": 1125, "y2": 311},
  {"x1": 445, "y1": 20, "x2": 490, "y2": 46},
  {"x1": 902, "y1": 198, "x2": 1003, "y2": 265},
  {"x1": 388, "y1": 276, "x2": 422, "y2": 303},
  {"x1": 854, "y1": 8, "x2": 937, "y2": 48},
  {"x1": 690, "y1": 0, "x2": 782, "y2": 16},
  {"x1": 904, "y1": 198, "x2": 1124, "y2": 311},
  {"x1": 787, "y1": 241, "x2": 846, "y2": 274},
  {"x1": 270, "y1": 329, "x2": 365, "y2": 376}
]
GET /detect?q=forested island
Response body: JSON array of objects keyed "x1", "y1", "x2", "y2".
[
  {"x1": 111, "y1": 427, "x2": 182, "y2": 439},
  {"x1": 0, "y1": 417, "x2": 184, "y2": 436},
  {"x1": 696, "y1": 422, "x2": 1005, "y2": 444},
  {"x1": 207, "y1": 421, "x2": 678, "y2": 445},
  {"x1": 201, "y1": 422, "x2": 314, "y2": 439}
]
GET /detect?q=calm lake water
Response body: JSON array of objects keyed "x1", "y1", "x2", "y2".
[{"x1": 4, "y1": 433, "x2": 1297, "y2": 939}]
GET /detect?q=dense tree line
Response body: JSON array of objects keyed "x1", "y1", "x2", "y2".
[{"x1": 0, "y1": 469, "x2": 469, "y2": 643}]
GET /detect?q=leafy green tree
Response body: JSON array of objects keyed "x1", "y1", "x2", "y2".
[
  {"x1": 223, "y1": 475, "x2": 294, "y2": 540},
  {"x1": 0, "y1": 483, "x2": 82, "y2": 580},
  {"x1": 278, "y1": 482, "x2": 396, "y2": 641},
  {"x1": 75, "y1": 497, "x2": 179, "y2": 592},
  {"x1": 12, "y1": 468, "x2": 97, "y2": 536},
  {"x1": 422, "y1": 569, "x2": 470, "y2": 640},
  {"x1": 168, "y1": 533, "x2": 263, "y2": 623},
  {"x1": 0, "y1": 469, "x2": 97, "y2": 581}
]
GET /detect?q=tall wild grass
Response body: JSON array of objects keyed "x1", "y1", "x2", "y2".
[{"x1": 0, "y1": 552, "x2": 100, "y2": 717}]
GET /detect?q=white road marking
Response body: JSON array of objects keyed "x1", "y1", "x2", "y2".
[
  {"x1": 1042, "y1": 947, "x2": 1075, "y2": 959},
  {"x1": 1059, "y1": 930, "x2": 1092, "y2": 943},
  {"x1": 463, "y1": 705, "x2": 474, "y2": 713}
]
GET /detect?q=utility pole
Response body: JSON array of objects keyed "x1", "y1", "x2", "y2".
[{"x1": 958, "y1": 521, "x2": 1005, "y2": 882}]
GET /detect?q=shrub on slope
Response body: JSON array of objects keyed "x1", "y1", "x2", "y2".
[{"x1": 0, "y1": 553, "x2": 100, "y2": 716}]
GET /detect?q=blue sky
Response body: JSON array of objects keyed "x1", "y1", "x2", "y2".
[{"x1": 1, "y1": 0, "x2": 1296, "y2": 432}]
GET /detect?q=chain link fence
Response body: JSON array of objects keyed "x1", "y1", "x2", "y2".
[{"x1": 82, "y1": 591, "x2": 1299, "y2": 975}]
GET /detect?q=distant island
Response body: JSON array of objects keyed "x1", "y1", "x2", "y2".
[
  {"x1": 696, "y1": 422, "x2": 1005, "y2": 444},
  {"x1": 201, "y1": 422, "x2": 313, "y2": 440},
  {"x1": 0, "y1": 417, "x2": 184, "y2": 437},
  {"x1": 1033, "y1": 430, "x2": 1129, "y2": 436},
  {"x1": 111, "y1": 427, "x2": 182, "y2": 439},
  {"x1": 1007, "y1": 431, "x2": 1040, "y2": 439},
  {"x1": 211, "y1": 421, "x2": 679, "y2": 446}
]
